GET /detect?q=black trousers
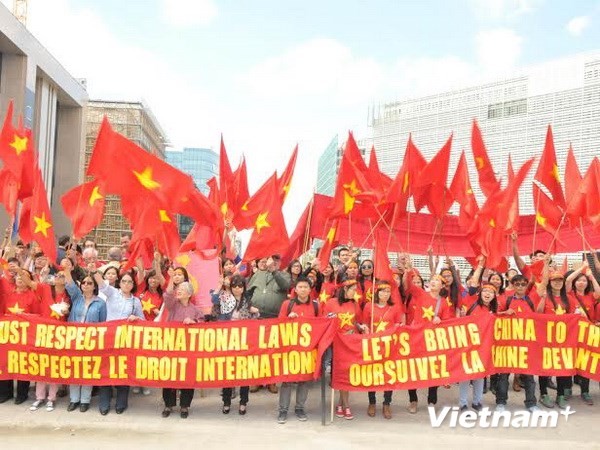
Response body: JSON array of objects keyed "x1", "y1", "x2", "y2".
[
  {"x1": 0, "y1": 380, "x2": 30, "y2": 400},
  {"x1": 162, "y1": 388, "x2": 195, "y2": 408},
  {"x1": 222, "y1": 387, "x2": 249, "y2": 406},
  {"x1": 368, "y1": 391, "x2": 392, "y2": 405},
  {"x1": 408, "y1": 387, "x2": 438, "y2": 404}
]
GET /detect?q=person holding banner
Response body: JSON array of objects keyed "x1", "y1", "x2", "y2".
[
  {"x1": 404, "y1": 260, "x2": 454, "y2": 414},
  {"x1": 495, "y1": 274, "x2": 539, "y2": 413},
  {"x1": 0, "y1": 268, "x2": 40, "y2": 405},
  {"x1": 161, "y1": 277, "x2": 203, "y2": 418},
  {"x1": 65, "y1": 263, "x2": 106, "y2": 413},
  {"x1": 566, "y1": 261, "x2": 600, "y2": 406},
  {"x1": 323, "y1": 279, "x2": 367, "y2": 420},
  {"x1": 219, "y1": 275, "x2": 258, "y2": 415},
  {"x1": 277, "y1": 276, "x2": 320, "y2": 424},
  {"x1": 91, "y1": 269, "x2": 145, "y2": 415},
  {"x1": 535, "y1": 261, "x2": 574, "y2": 410},
  {"x1": 458, "y1": 283, "x2": 498, "y2": 412},
  {"x1": 362, "y1": 281, "x2": 404, "y2": 419}
]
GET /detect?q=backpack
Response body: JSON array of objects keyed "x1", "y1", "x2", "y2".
[{"x1": 287, "y1": 298, "x2": 319, "y2": 317}]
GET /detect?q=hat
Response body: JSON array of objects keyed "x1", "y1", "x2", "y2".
[{"x1": 549, "y1": 271, "x2": 565, "y2": 281}]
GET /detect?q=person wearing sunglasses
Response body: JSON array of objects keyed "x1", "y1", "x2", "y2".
[
  {"x1": 91, "y1": 267, "x2": 144, "y2": 416},
  {"x1": 495, "y1": 274, "x2": 538, "y2": 413},
  {"x1": 64, "y1": 260, "x2": 106, "y2": 413},
  {"x1": 358, "y1": 259, "x2": 375, "y2": 308}
]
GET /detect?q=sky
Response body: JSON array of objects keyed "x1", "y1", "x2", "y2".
[{"x1": 3, "y1": 0, "x2": 600, "y2": 231}]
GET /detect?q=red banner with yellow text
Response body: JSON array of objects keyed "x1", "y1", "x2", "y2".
[
  {"x1": 332, "y1": 314, "x2": 599, "y2": 391},
  {"x1": 0, "y1": 316, "x2": 335, "y2": 388}
]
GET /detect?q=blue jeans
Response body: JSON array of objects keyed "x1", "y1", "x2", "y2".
[
  {"x1": 99, "y1": 386, "x2": 130, "y2": 411},
  {"x1": 459, "y1": 379, "x2": 484, "y2": 407},
  {"x1": 70, "y1": 385, "x2": 93, "y2": 404}
]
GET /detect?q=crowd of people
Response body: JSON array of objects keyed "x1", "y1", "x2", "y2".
[{"x1": 1, "y1": 230, "x2": 599, "y2": 423}]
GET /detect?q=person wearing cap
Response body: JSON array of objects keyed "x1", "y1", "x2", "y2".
[
  {"x1": 535, "y1": 256, "x2": 574, "y2": 409},
  {"x1": 362, "y1": 281, "x2": 405, "y2": 419},
  {"x1": 458, "y1": 283, "x2": 498, "y2": 412},
  {"x1": 495, "y1": 273, "x2": 539, "y2": 413}
]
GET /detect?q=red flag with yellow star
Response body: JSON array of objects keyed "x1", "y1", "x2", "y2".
[
  {"x1": 564, "y1": 145, "x2": 585, "y2": 225},
  {"x1": 60, "y1": 179, "x2": 106, "y2": 239},
  {"x1": 532, "y1": 183, "x2": 563, "y2": 237},
  {"x1": 243, "y1": 174, "x2": 289, "y2": 262},
  {"x1": 373, "y1": 230, "x2": 394, "y2": 282},
  {"x1": 18, "y1": 166, "x2": 57, "y2": 262},
  {"x1": 127, "y1": 204, "x2": 182, "y2": 260},
  {"x1": 0, "y1": 100, "x2": 36, "y2": 202},
  {"x1": 278, "y1": 145, "x2": 298, "y2": 203},
  {"x1": 235, "y1": 172, "x2": 278, "y2": 230},
  {"x1": 386, "y1": 134, "x2": 427, "y2": 214},
  {"x1": 450, "y1": 150, "x2": 479, "y2": 230},
  {"x1": 87, "y1": 117, "x2": 194, "y2": 210},
  {"x1": 317, "y1": 219, "x2": 339, "y2": 266},
  {"x1": 0, "y1": 168, "x2": 20, "y2": 217},
  {"x1": 534, "y1": 125, "x2": 566, "y2": 209},
  {"x1": 471, "y1": 120, "x2": 500, "y2": 198}
]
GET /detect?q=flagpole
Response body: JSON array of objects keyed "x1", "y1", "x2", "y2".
[
  {"x1": 531, "y1": 183, "x2": 542, "y2": 254},
  {"x1": 368, "y1": 219, "x2": 376, "y2": 334},
  {"x1": 302, "y1": 194, "x2": 315, "y2": 256},
  {"x1": 545, "y1": 212, "x2": 567, "y2": 254}
]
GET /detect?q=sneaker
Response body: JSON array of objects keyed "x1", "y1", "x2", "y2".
[
  {"x1": 495, "y1": 404, "x2": 506, "y2": 412},
  {"x1": 564, "y1": 388, "x2": 572, "y2": 400},
  {"x1": 459, "y1": 405, "x2": 468, "y2": 412},
  {"x1": 142, "y1": 388, "x2": 151, "y2": 396},
  {"x1": 556, "y1": 396, "x2": 568, "y2": 409},
  {"x1": 472, "y1": 403, "x2": 483, "y2": 412},
  {"x1": 527, "y1": 405, "x2": 540, "y2": 413},
  {"x1": 46, "y1": 401, "x2": 55, "y2": 412},
  {"x1": 335, "y1": 405, "x2": 344, "y2": 418},
  {"x1": 540, "y1": 394, "x2": 555, "y2": 408},
  {"x1": 277, "y1": 411, "x2": 287, "y2": 424},
  {"x1": 295, "y1": 409, "x2": 308, "y2": 421},
  {"x1": 30, "y1": 400, "x2": 44, "y2": 411},
  {"x1": 132, "y1": 387, "x2": 141, "y2": 394},
  {"x1": 344, "y1": 407, "x2": 354, "y2": 420},
  {"x1": 582, "y1": 393, "x2": 594, "y2": 405}
]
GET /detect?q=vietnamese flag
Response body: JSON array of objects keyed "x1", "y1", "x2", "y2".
[
  {"x1": 318, "y1": 218, "x2": 339, "y2": 266},
  {"x1": 0, "y1": 100, "x2": 36, "y2": 201},
  {"x1": 534, "y1": 125, "x2": 566, "y2": 208},
  {"x1": 471, "y1": 120, "x2": 500, "y2": 198},
  {"x1": 532, "y1": 183, "x2": 564, "y2": 237},
  {"x1": 372, "y1": 230, "x2": 394, "y2": 282},
  {"x1": 18, "y1": 166, "x2": 57, "y2": 263},
  {"x1": 278, "y1": 145, "x2": 298, "y2": 203},
  {"x1": 232, "y1": 157, "x2": 250, "y2": 214},
  {"x1": 243, "y1": 175, "x2": 289, "y2": 262},
  {"x1": 0, "y1": 168, "x2": 20, "y2": 217},
  {"x1": 87, "y1": 117, "x2": 194, "y2": 211},
  {"x1": 60, "y1": 179, "x2": 105, "y2": 239},
  {"x1": 414, "y1": 134, "x2": 454, "y2": 219},
  {"x1": 506, "y1": 155, "x2": 519, "y2": 232},
  {"x1": 386, "y1": 134, "x2": 427, "y2": 213},
  {"x1": 564, "y1": 145, "x2": 584, "y2": 225},
  {"x1": 367, "y1": 146, "x2": 392, "y2": 194},
  {"x1": 450, "y1": 150, "x2": 479, "y2": 230}
]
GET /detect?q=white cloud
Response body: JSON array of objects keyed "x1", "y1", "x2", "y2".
[
  {"x1": 470, "y1": 0, "x2": 542, "y2": 20},
  {"x1": 566, "y1": 15, "x2": 591, "y2": 37},
  {"x1": 161, "y1": 0, "x2": 218, "y2": 27},
  {"x1": 476, "y1": 28, "x2": 523, "y2": 73}
]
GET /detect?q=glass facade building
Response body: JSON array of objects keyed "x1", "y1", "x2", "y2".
[{"x1": 166, "y1": 147, "x2": 218, "y2": 237}]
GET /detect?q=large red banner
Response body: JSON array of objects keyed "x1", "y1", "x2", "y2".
[
  {"x1": 0, "y1": 316, "x2": 334, "y2": 388},
  {"x1": 333, "y1": 314, "x2": 599, "y2": 391}
]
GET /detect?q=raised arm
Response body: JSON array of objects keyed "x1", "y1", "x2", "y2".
[
  {"x1": 511, "y1": 232, "x2": 527, "y2": 272},
  {"x1": 468, "y1": 255, "x2": 486, "y2": 288}
]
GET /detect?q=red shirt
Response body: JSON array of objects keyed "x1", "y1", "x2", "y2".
[
  {"x1": 539, "y1": 292, "x2": 575, "y2": 315},
  {"x1": 322, "y1": 300, "x2": 362, "y2": 334},
  {"x1": 0, "y1": 278, "x2": 40, "y2": 315},
  {"x1": 569, "y1": 292, "x2": 597, "y2": 322},
  {"x1": 409, "y1": 290, "x2": 454, "y2": 325},
  {"x1": 139, "y1": 290, "x2": 163, "y2": 321},
  {"x1": 362, "y1": 303, "x2": 403, "y2": 333},
  {"x1": 38, "y1": 284, "x2": 70, "y2": 321},
  {"x1": 464, "y1": 302, "x2": 495, "y2": 317},
  {"x1": 279, "y1": 298, "x2": 320, "y2": 318},
  {"x1": 498, "y1": 295, "x2": 536, "y2": 316}
]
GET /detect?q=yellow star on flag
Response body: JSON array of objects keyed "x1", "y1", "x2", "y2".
[
  {"x1": 255, "y1": 212, "x2": 270, "y2": 233},
  {"x1": 551, "y1": 163, "x2": 561, "y2": 183},
  {"x1": 9, "y1": 134, "x2": 28, "y2": 156},
  {"x1": 342, "y1": 179, "x2": 361, "y2": 214},
  {"x1": 554, "y1": 304, "x2": 566, "y2": 315},
  {"x1": 375, "y1": 321, "x2": 388, "y2": 333},
  {"x1": 88, "y1": 186, "x2": 103, "y2": 207},
  {"x1": 141, "y1": 297, "x2": 156, "y2": 314},
  {"x1": 337, "y1": 312, "x2": 355, "y2": 329},
  {"x1": 402, "y1": 173, "x2": 410, "y2": 193},
  {"x1": 421, "y1": 305, "x2": 435, "y2": 321},
  {"x1": 536, "y1": 212, "x2": 547, "y2": 228},
  {"x1": 33, "y1": 212, "x2": 52, "y2": 238},
  {"x1": 133, "y1": 167, "x2": 161, "y2": 190},
  {"x1": 489, "y1": 218, "x2": 496, "y2": 228},
  {"x1": 319, "y1": 291, "x2": 330, "y2": 304},
  {"x1": 159, "y1": 209, "x2": 171, "y2": 222},
  {"x1": 466, "y1": 188, "x2": 473, "y2": 195},
  {"x1": 241, "y1": 201, "x2": 249, "y2": 211},
  {"x1": 283, "y1": 183, "x2": 291, "y2": 199},
  {"x1": 8, "y1": 302, "x2": 25, "y2": 314},
  {"x1": 325, "y1": 226, "x2": 337, "y2": 243},
  {"x1": 221, "y1": 202, "x2": 229, "y2": 215},
  {"x1": 475, "y1": 157, "x2": 484, "y2": 170}
]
